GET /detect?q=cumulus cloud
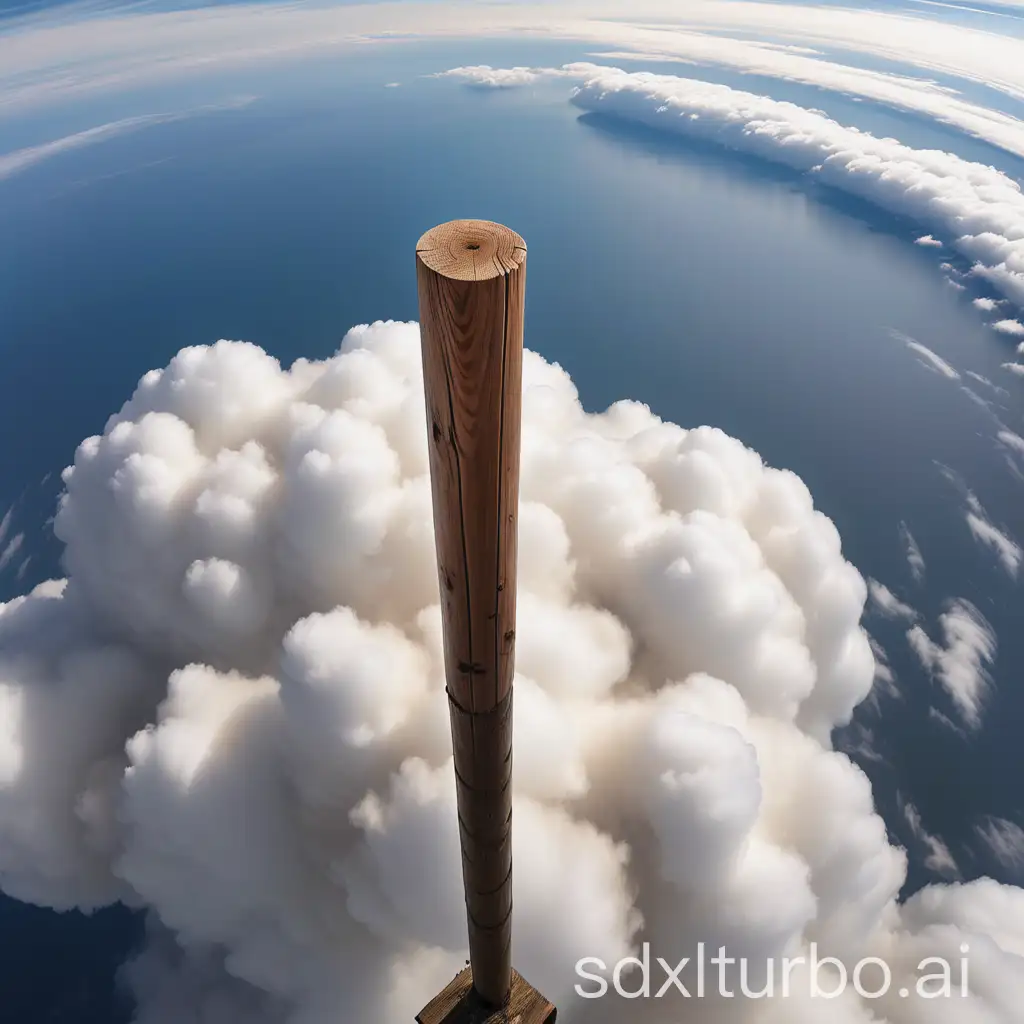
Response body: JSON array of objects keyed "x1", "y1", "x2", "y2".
[
  {"x1": 434, "y1": 65, "x2": 577, "y2": 88},
  {"x1": 907, "y1": 599, "x2": 996, "y2": 731},
  {"x1": 974, "y1": 297, "x2": 1003, "y2": 312},
  {"x1": 867, "y1": 579, "x2": 919, "y2": 622},
  {"x1": 914, "y1": 235, "x2": 942, "y2": 247},
  {"x1": 446, "y1": 63, "x2": 1024, "y2": 316},
  {"x1": 976, "y1": 817, "x2": 1024, "y2": 873},
  {"x1": 1003, "y1": 362, "x2": 1024, "y2": 375},
  {"x1": 1, "y1": 324, "x2": 1022, "y2": 1022},
  {"x1": 899, "y1": 522, "x2": 926, "y2": 583},
  {"x1": 901, "y1": 798, "x2": 960, "y2": 879},
  {"x1": 992, "y1": 319, "x2": 1024, "y2": 336}
]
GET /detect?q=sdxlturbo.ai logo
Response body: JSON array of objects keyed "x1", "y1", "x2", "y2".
[{"x1": 575, "y1": 943, "x2": 971, "y2": 1000}]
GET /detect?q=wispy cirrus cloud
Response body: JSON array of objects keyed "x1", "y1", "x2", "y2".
[
  {"x1": 937, "y1": 463, "x2": 1021, "y2": 577},
  {"x1": 900, "y1": 522, "x2": 927, "y2": 583},
  {"x1": 889, "y1": 331, "x2": 961, "y2": 380},
  {"x1": 0, "y1": 532, "x2": 24, "y2": 573},
  {"x1": 976, "y1": 817, "x2": 1024, "y2": 873},
  {"x1": 965, "y1": 492, "x2": 1022, "y2": 578},
  {"x1": 0, "y1": 97, "x2": 254, "y2": 183},
  {"x1": 908, "y1": 598, "x2": 996, "y2": 731},
  {"x1": 998, "y1": 428, "x2": 1024, "y2": 455},
  {"x1": 868, "y1": 579, "x2": 920, "y2": 622},
  {"x1": 901, "y1": 797, "x2": 961, "y2": 879}
]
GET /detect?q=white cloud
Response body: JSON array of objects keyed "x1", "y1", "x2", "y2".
[
  {"x1": 5, "y1": 0, "x2": 1024, "y2": 167},
  {"x1": 977, "y1": 817, "x2": 1024, "y2": 872},
  {"x1": 900, "y1": 522, "x2": 927, "y2": 583},
  {"x1": 868, "y1": 579, "x2": 919, "y2": 622},
  {"x1": 578, "y1": 1, "x2": 1024, "y2": 110},
  {"x1": 892, "y1": 331, "x2": 961, "y2": 379},
  {"x1": 929, "y1": 705, "x2": 968, "y2": 737},
  {"x1": 0, "y1": 532, "x2": 25, "y2": 573},
  {"x1": 961, "y1": 385, "x2": 995, "y2": 414},
  {"x1": 0, "y1": 115, "x2": 170, "y2": 183},
  {"x1": 915, "y1": 235, "x2": 943, "y2": 247},
  {"x1": 967, "y1": 370, "x2": 1009, "y2": 396},
  {"x1": 435, "y1": 65, "x2": 578, "y2": 89},
  {"x1": 901, "y1": 798, "x2": 960, "y2": 879},
  {"x1": 998, "y1": 429, "x2": 1024, "y2": 455},
  {"x1": 1003, "y1": 362, "x2": 1024, "y2": 375},
  {"x1": 908, "y1": 0, "x2": 1022, "y2": 16},
  {"x1": 446, "y1": 63, "x2": 1024, "y2": 316},
  {"x1": 0, "y1": 98, "x2": 255, "y2": 184},
  {"x1": 2, "y1": 324, "x2": 1023, "y2": 1021},
  {"x1": 965, "y1": 492, "x2": 1022, "y2": 577},
  {"x1": 868, "y1": 635, "x2": 900, "y2": 699},
  {"x1": 937, "y1": 467, "x2": 1022, "y2": 578},
  {"x1": 947, "y1": 0, "x2": 1024, "y2": 8},
  {"x1": 0, "y1": 506, "x2": 12, "y2": 548},
  {"x1": 974, "y1": 297, "x2": 1003, "y2": 312},
  {"x1": 839, "y1": 720, "x2": 886, "y2": 764},
  {"x1": 451, "y1": 33, "x2": 1024, "y2": 161},
  {"x1": 907, "y1": 599, "x2": 996, "y2": 731},
  {"x1": 992, "y1": 319, "x2": 1024, "y2": 336}
]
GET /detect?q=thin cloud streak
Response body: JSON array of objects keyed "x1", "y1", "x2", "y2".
[
  {"x1": 900, "y1": 522, "x2": 927, "y2": 583},
  {"x1": 0, "y1": 97, "x2": 255, "y2": 183}
]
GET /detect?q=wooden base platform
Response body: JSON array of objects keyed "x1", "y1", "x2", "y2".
[{"x1": 417, "y1": 967, "x2": 556, "y2": 1024}]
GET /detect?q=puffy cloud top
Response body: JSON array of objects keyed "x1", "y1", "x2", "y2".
[{"x1": 0, "y1": 322, "x2": 1021, "y2": 1021}]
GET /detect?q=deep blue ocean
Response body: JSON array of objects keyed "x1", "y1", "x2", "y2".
[{"x1": 2, "y1": 30, "x2": 1024, "y2": 1021}]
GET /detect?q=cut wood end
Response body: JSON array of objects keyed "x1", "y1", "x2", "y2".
[
  {"x1": 416, "y1": 967, "x2": 555, "y2": 1024},
  {"x1": 416, "y1": 220, "x2": 527, "y2": 281}
]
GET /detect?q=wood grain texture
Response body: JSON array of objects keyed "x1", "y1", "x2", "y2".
[
  {"x1": 415, "y1": 220, "x2": 527, "y2": 1011},
  {"x1": 417, "y1": 967, "x2": 556, "y2": 1024}
]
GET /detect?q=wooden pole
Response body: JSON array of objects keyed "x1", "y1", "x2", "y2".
[{"x1": 414, "y1": 220, "x2": 554, "y2": 1024}]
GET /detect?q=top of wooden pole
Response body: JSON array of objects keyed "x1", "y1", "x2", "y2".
[{"x1": 416, "y1": 220, "x2": 526, "y2": 282}]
